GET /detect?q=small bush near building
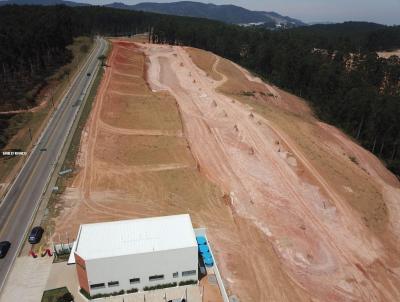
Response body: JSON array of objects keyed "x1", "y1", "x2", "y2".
[
  {"x1": 80, "y1": 288, "x2": 127, "y2": 300},
  {"x1": 79, "y1": 288, "x2": 91, "y2": 299},
  {"x1": 143, "y1": 282, "x2": 177, "y2": 291},
  {"x1": 57, "y1": 292, "x2": 74, "y2": 302},
  {"x1": 91, "y1": 290, "x2": 125, "y2": 299},
  {"x1": 127, "y1": 288, "x2": 138, "y2": 294},
  {"x1": 111, "y1": 290, "x2": 125, "y2": 296},
  {"x1": 179, "y1": 280, "x2": 197, "y2": 286},
  {"x1": 42, "y1": 287, "x2": 72, "y2": 302}
]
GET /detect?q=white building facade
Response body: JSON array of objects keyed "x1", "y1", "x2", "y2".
[{"x1": 73, "y1": 214, "x2": 198, "y2": 296}]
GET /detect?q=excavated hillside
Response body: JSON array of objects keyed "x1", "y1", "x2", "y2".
[{"x1": 48, "y1": 39, "x2": 400, "y2": 302}]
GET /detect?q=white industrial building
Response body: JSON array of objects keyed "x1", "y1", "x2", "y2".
[{"x1": 73, "y1": 214, "x2": 198, "y2": 296}]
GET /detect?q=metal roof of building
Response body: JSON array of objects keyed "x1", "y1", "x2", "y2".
[{"x1": 74, "y1": 214, "x2": 197, "y2": 260}]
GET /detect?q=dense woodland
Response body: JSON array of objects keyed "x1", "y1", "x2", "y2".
[
  {"x1": 0, "y1": 5, "x2": 158, "y2": 110},
  {"x1": 0, "y1": 5, "x2": 399, "y2": 175}
]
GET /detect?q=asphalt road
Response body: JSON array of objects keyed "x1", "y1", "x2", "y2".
[{"x1": 0, "y1": 37, "x2": 107, "y2": 292}]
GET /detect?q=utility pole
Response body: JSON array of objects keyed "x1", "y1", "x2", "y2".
[
  {"x1": 50, "y1": 89, "x2": 55, "y2": 108},
  {"x1": 28, "y1": 127, "x2": 32, "y2": 141}
]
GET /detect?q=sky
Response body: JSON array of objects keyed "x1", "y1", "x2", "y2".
[{"x1": 84, "y1": 0, "x2": 400, "y2": 25}]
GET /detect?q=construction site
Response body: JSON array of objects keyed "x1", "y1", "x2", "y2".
[{"x1": 40, "y1": 38, "x2": 400, "y2": 301}]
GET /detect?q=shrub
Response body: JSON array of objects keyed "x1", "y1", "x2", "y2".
[
  {"x1": 127, "y1": 288, "x2": 138, "y2": 294},
  {"x1": 80, "y1": 288, "x2": 126, "y2": 300},
  {"x1": 111, "y1": 290, "x2": 125, "y2": 296},
  {"x1": 79, "y1": 288, "x2": 91, "y2": 299},
  {"x1": 179, "y1": 280, "x2": 197, "y2": 286},
  {"x1": 56, "y1": 292, "x2": 74, "y2": 302},
  {"x1": 80, "y1": 44, "x2": 89, "y2": 53},
  {"x1": 91, "y1": 290, "x2": 125, "y2": 299},
  {"x1": 143, "y1": 282, "x2": 177, "y2": 291}
]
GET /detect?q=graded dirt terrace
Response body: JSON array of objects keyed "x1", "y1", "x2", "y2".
[{"x1": 46, "y1": 39, "x2": 400, "y2": 302}]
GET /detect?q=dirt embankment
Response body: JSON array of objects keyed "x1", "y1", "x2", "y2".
[
  {"x1": 46, "y1": 39, "x2": 400, "y2": 302},
  {"x1": 143, "y1": 44, "x2": 400, "y2": 301}
]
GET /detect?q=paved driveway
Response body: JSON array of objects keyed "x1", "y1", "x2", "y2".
[{"x1": 0, "y1": 256, "x2": 52, "y2": 302}]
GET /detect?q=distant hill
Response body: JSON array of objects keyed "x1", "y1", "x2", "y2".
[
  {"x1": 0, "y1": 0, "x2": 87, "y2": 6},
  {"x1": 0, "y1": 0, "x2": 306, "y2": 28},
  {"x1": 106, "y1": 1, "x2": 307, "y2": 28}
]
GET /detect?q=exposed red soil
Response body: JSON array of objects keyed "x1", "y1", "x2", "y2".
[
  {"x1": 143, "y1": 43, "x2": 400, "y2": 301},
  {"x1": 49, "y1": 39, "x2": 400, "y2": 302}
]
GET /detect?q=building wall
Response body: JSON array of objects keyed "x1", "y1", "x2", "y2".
[
  {"x1": 75, "y1": 253, "x2": 90, "y2": 293},
  {"x1": 81, "y1": 246, "x2": 198, "y2": 295}
]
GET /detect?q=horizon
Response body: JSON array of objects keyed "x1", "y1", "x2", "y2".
[
  {"x1": 70, "y1": 0, "x2": 400, "y2": 25},
  {"x1": 0, "y1": 0, "x2": 399, "y2": 25}
]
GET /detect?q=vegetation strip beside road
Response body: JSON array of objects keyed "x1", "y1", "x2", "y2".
[
  {"x1": 0, "y1": 37, "x2": 94, "y2": 197},
  {"x1": 38, "y1": 41, "x2": 111, "y2": 248}
]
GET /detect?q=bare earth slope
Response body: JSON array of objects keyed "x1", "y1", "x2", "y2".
[
  {"x1": 47, "y1": 40, "x2": 302, "y2": 301},
  {"x1": 46, "y1": 39, "x2": 400, "y2": 302},
  {"x1": 144, "y1": 43, "x2": 400, "y2": 301}
]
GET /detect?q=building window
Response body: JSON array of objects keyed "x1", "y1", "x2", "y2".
[
  {"x1": 182, "y1": 270, "x2": 196, "y2": 277},
  {"x1": 173, "y1": 272, "x2": 179, "y2": 278},
  {"x1": 149, "y1": 274, "x2": 164, "y2": 281},
  {"x1": 90, "y1": 283, "x2": 105, "y2": 289},
  {"x1": 108, "y1": 281, "x2": 119, "y2": 287},
  {"x1": 130, "y1": 278, "x2": 140, "y2": 284}
]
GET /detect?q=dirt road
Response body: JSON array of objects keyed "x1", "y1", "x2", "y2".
[
  {"x1": 47, "y1": 39, "x2": 400, "y2": 302},
  {"x1": 377, "y1": 49, "x2": 400, "y2": 59}
]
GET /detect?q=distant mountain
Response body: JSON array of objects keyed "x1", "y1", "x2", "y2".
[
  {"x1": 0, "y1": 0, "x2": 88, "y2": 6},
  {"x1": 106, "y1": 1, "x2": 307, "y2": 28},
  {"x1": 0, "y1": 0, "x2": 306, "y2": 28}
]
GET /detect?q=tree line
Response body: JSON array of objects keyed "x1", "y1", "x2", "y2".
[
  {"x1": 0, "y1": 5, "x2": 399, "y2": 175},
  {"x1": 0, "y1": 5, "x2": 159, "y2": 111},
  {"x1": 0, "y1": 5, "x2": 158, "y2": 148}
]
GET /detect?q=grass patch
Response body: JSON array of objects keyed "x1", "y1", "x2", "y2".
[
  {"x1": 53, "y1": 252, "x2": 71, "y2": 263},
  {"x1": 143, "y1": 282, "x2": 177, "y2": 291},
  {"x1": 41, "y1": 287, "x2": 71, "y2": 302}
]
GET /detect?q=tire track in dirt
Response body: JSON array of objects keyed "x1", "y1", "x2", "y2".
[
  {"x1": 142, "y1": 43, "x2": 400, "y2": 301},
  {"x1": 73, "y1": 42, "x2": 190, "y2": 218},
  {"x1": 213, "y1": 50, "x2": 400, "y2": 301},
  {"x1": 208, "y1": 48, "x2": 400, "y2": 301},
  {"x1": 205, "y1": 51, "x2": 375, "y2": 301}
]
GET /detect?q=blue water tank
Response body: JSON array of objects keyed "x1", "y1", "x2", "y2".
[
  {"x1": 196, "y1": 236, "x2": 207, "y2": 245},
  {"x1": 201, "y1": 251, "x2": 212, "y2": 259},
  {"x1": 204, "y1": 257, "x2": 214, "y2": 267},
  {"x1": 199, "y1": 245, "x2": 209, "y2": 253}
]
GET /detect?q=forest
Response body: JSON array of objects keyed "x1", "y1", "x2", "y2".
[{"x1": 0, "y1": 5, "x2": 399, "y2": 175}]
